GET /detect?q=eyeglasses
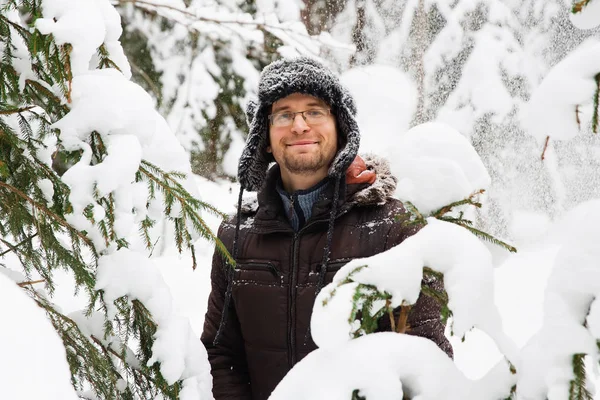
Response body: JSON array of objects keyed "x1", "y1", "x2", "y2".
[{"x1": 268, "y1": 108, "x2": 331, "y2": 127}]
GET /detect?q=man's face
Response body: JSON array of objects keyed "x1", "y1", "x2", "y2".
[{"x1": 267, "y1": 93, "x2": 338, "y2": 177}]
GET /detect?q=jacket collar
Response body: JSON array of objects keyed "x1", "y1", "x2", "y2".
[{"x1": 241, "y1": 154, "x2": 397, "y2": 229}]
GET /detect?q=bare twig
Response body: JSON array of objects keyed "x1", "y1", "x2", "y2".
[
  {"x1": 572, "y1": 0, "x2": 592, "y2": 13},
  {"x1": 112, "y1": 0, "x2": 346, "y2": 54},
  {"x1": 0, "y1": 181, "x2": 94, "y2": 248},
  {"x1": 114, "y1": 0, "x2": 304, "y2": 32},
  {"x1": 18, "y1": 279, "x2": 45, "y2": 287},
  {"x1": 0, "y1": 232, "x2": 38, "y2": 257},
  {"x1": 541, "y1": 135, "x2": 550, "y2": 161},
  {"x1": 432, "y1": 189, "x2": 484, "y2": 219},
  {"x1": 128, "y1": 58, "x2": 162, "y2": 102},
  {"x1": 63, "y1": 45, "x2": 73, "y2": 104},
  {"x1": 396, "y1": 304, "x2": 411, "y2": 334},
  {"x1": 386, "y1": 298, "x2": 396, "y2": 332},
  {"x1": 0, "y1": 106, "x2": 36, "y2": 115}
]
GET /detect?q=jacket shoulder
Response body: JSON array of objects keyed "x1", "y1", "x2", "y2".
[
  {"x1": 217, "y1": 211, "x2": 257, "y2": 247},
  {"x1": 350, "y1": 153, "x2": 397, "y2": 207}
]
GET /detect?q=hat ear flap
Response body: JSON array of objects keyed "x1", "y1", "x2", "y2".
[
  {"x1": 238, "y1": 105, "x2": 271, "y2": 191},
  {"x1": 245, "y1": 99, "x2": 259, "y2": 127},
  {"x1": 329, "y1": 102, "x2": 360, "y2": 177}
]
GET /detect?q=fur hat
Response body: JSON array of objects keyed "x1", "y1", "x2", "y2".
[{"x1": 238, "y1": 57, "x2": 361, "y2": 191}]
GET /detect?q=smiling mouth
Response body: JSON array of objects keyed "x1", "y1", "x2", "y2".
[{"x1": 287, "y1": 141, "x2": 318, "y2": 147}]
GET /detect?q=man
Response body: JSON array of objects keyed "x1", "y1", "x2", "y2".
[{"x1": 201, "y1": 57, "x2": 452, "y2": 400}]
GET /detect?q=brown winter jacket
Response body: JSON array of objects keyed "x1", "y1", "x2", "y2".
[{"x1": 201, "y1": 155, "x2": 453, "y2": 400}]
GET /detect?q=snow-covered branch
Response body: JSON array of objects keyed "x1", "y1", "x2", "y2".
[
  {"x1": 112, "y1": 0, "x2": 350, "y2": 55},
  {"x1": 1, "y1": 0, "x2": 226, "y2": 397}
]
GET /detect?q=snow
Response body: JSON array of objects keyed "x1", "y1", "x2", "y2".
[
  {"x1": 390, "y1": 122, "x2": 491, "y2": 215},
  {"x1": 436, "y1": 22, "x2": 520, "y2": 132},
  {"x1": 508, "y1": 209, "x2": 551, "y2": 246},
  {"x1": 222, "y1": 128, "x2": 246, "y2": 176},
  {"x1": 518, "y1": 200, "x2": 600, "y2": 399},
  {"x1": 5, "y1": 9, "x2": 36, "y2": 90},
  {"x1": 38, "y1": 178, "x2": 55, "y2": 207},
  {"x1": 522, "y1": 38, "x2": 600, "y2": 142},
  {"x1": 52, "y1": 68, "x2": 197, "y2": 252},
  {"x1": 312, "y1": 218, "x2": 518, "y2": 362},
  {"x1": 270, "y1": 332, "x2": 515, "y2": 400},
  {"x1": 340, "y1": 64, "x2": 417, "y2": 155},
  {"x1": 35, "y1": 0, "x2": 131, "y2": 78},
  {"x1": 0, "y1": 274, "x2": 79, "y2": 400},
  {"x1": 95, "y1": 248, "x2": 213, "y2": 399}
]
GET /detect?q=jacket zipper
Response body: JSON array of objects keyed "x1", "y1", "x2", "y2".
[
  {"x1": 288, "y1": 232, "x2": 299, "y2": 367},
  {"x1": 288, "y1": 208, "x2": 352, "y2": 368}
]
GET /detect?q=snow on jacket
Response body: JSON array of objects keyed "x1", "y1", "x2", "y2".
[{"x1": 201, "y1": 154, "x2": 453, "y2": 400}]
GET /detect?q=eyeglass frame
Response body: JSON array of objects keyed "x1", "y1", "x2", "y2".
[{"x1": 268, "y1": 108, "x2": 332, "y2": 127}]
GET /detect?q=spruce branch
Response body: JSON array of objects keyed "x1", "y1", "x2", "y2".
[
  {"x1": 423, "y1": 267, "x2": 444, "y2": 282},
  {"x1": 569, "y1": 353, "x2": 593, "y2": 400},
  {"x1": 0, "y1": 12, "x2": 29, "y2": 37},
  {"x1": 502, "y1": 385, "x2": 517, "y2": 400},
  {"x1": 0, "y1": 180, "x2": 94, "y2": 249},
  {"x1": 453, "y1": 221, "x2": 517, "y2": 253},
  {"x1": 138, "y1": 161, "x2": 233, "y2": 265},
  {"x1": 62, "y1": 44, "x2": 73, "y2": 103},
  {"x1": 31, "y1": 293, "x2": 133, "y2": 398},
  {"x1": 572, "y1": 0, "x2": 593, "y2": 13},
  {"x1": 0, "y1": 232, "x2": 38, "y2": 257},
  {"x1": 431, "y1": 189, "x2": 484, "y2": 218},
  {"x1": 420, "y1": 282, "x2": 448, "y2": 306},
  {"x1": 351, "y1": 389, "x2": 367, "y2": 400},
  {"x1": 97, "y1": 44, "x2": 124, "y2": 72},
  {"x1": 2, "y1": 1, "x2": 218, "y2": 397},
  {"x1": 437, "y1": 215, "x2": 474, "y2": 226},
  {"x1": 25, "y1": 79, "x2": 69, "y2": 114},
  {"x1": 17, "y1": 278, "x2": 45, "y2": 286},
  {"x1": 402, "y1": 200, "x2": 426, "y2": 225},
  {"x1": 0, "y1": 105, "x2": 37, "y2": 115},
  {"x1": 140, "y1": 160, "x2": 226, "y2": 219}
]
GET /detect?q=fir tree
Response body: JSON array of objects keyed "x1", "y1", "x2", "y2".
[{"x1": 0, "y1": 0, "x2": 230, "y2": 397}]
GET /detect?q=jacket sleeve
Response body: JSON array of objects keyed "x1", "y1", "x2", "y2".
[
  {"x1": 376, "y1": 210, "x2": 454, "y2": 359},
  {"x1": 201, "y1": 225, "x2": 252, "y2": 399}
]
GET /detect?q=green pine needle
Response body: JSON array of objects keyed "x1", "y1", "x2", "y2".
[
  {"x1": 569, "y1": 353, "x2": 593, "y2": 400},
  {"x1": 452, "y1": 221, "x2": 517, "y2": 253}
]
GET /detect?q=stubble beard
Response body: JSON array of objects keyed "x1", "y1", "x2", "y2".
[
  {"x1": 280, "y1": 144, "x2": 338, "y2": 176},
  {"x1": 283, "y1": 152, "x2": 326, "y2": 175}
]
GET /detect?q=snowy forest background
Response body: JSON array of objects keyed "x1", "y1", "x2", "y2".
[{"x1": 2, "y1": 0, "x2": 600, "y2": 399}]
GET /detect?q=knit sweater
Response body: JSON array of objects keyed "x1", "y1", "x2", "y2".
[{"x1": 276, "y1": 178, "x2": 330, "y2": 231}]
